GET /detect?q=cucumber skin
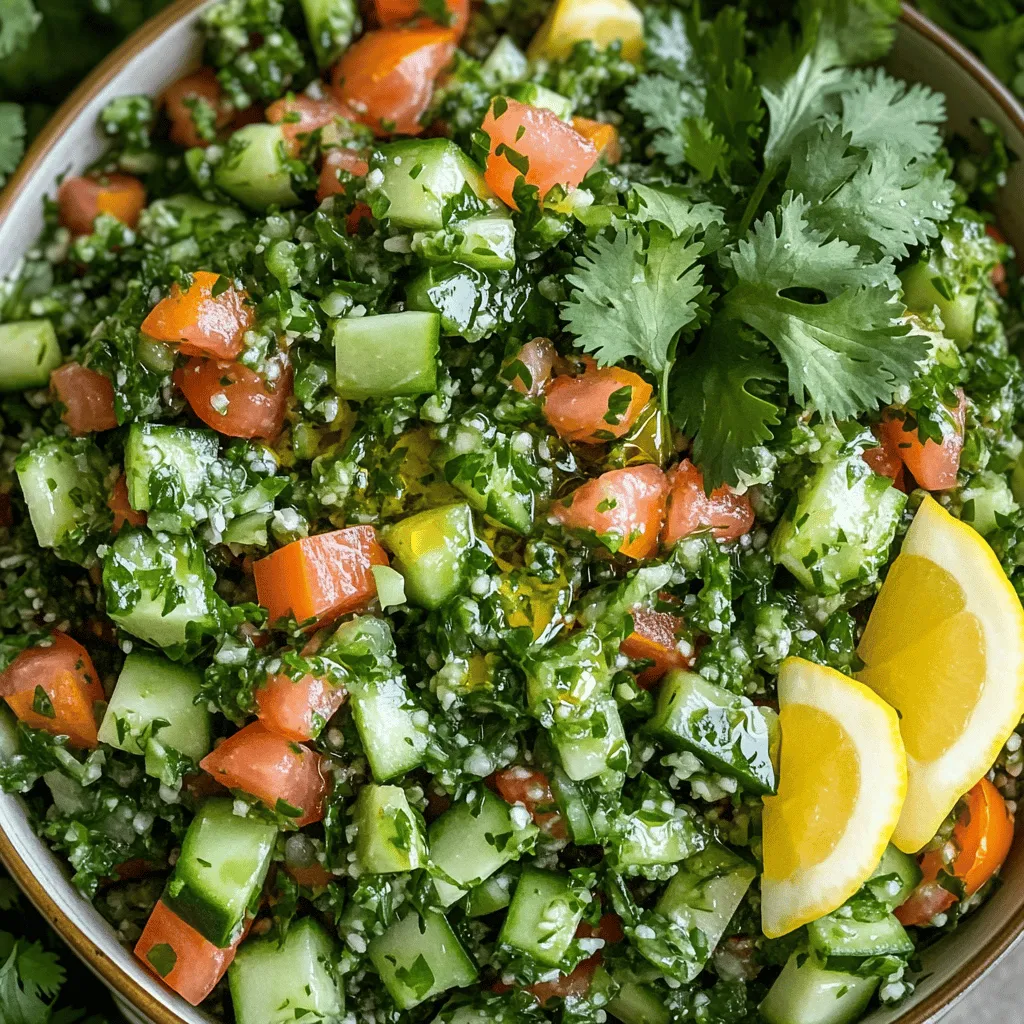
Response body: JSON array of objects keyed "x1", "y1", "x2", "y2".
[
  {"x1": 499, "y1": 867, "x2": 584, "y2": 967},
  {"x1": 332, "y1": 312, "x2": 440, "y2": 401},
  {"x1": 0, "y1": 320, "x2": 62, "y2": 392}
]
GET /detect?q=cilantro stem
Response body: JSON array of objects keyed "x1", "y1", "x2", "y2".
[
  {"x1": 661, "y1": 359, "x2": 673, "y2": 408},
  {"x1": 738, "y1": 165, "x2": 777, "y2": 237}
]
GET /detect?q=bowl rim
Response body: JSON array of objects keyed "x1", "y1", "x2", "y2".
[{"x1": 1, "y1": 3, "x2": 1024, "y2": 1023}]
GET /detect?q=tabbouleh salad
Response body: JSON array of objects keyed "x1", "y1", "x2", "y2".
[{"x1": 1, "y1": 0, "x2": 1023, "y2": 1022}]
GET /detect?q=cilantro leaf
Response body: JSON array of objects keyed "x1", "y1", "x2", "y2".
[
  {"x1": 724, "y1": 193, "x2": 925, "y2": 421},
  {"x1": 0, "y1": 938, "x2": 63, "y2": 1024},
  {"x1": 673, "y1": 324, "x2": 784, "y2": 487},
  {"x1": 0, "y1": 103, "x2": 25, "y2": 185},
  {"x1": 0, "y1": 0, "x2": 40, "y2": 60},
  {"x1": 562, "y1": 224, "x2": 705, "y2": 391},
  {"x1": 632, "y1": 185, "x2": 727, "y2": 252}
]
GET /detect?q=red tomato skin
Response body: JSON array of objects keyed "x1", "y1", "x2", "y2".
[
  {"x1": 136, "y1": 901, "x2": 241, "y2": 1005},
  {"x1": 256, "y1": 672, "x2": 347, "y2": 743},
  {"x1": 375, "y1": 0, "x2": 470, "y2": 35},
  {"x1": 878, "y1": 389, "x2": 966, "y2": 492},
  {"x1": 528, "y1": 956, "x2": 600, "y2": 1005},
  {"x1": 163, "y1": 68, "x2": 232, "y2": 149},
  {"x1": 493, "y1": 766, "x2": 567, "y2": 840},
  {"x1": 200, "y1": 721, "x2": 329, "y2": 827},
  {"x1": 330, "y1": 29, "x2": 455, "y2": 137},
  {"x1": 57, "y1": 174, "x2": 146, "y2": 236},
  {"x1": 109, "y1": 474, "x2": 146, "y2": 533},
  {"x1": 481, "y1": 98, "x2": 598, "y2": 208},
  {"x1": 662, "y1": 460, "x2": 755, "y2": 544},
  {"x1": 286, "y1": 862, "x2": 334, "y2": 889},
  {"x1": 175, "y1": 355, "x2": 292, "y2": 440},
  {"x1": 620, "y1": 604, "x2": 692, "y2": 687},
  {"x1": 544, "y1": 361, "x2": 653, "y2": 444},
  {"x1": 51, "y1": 363, "x2": 118, "y2": 435},
  {"x1": 507, "y1": 338, "x2": 556, "y2": 397},
  {"x1": 266, "y1": 93, "x2": 357, "y2": 155},
  {"x1": 553, "y1": 464, "x2": 667, "y2": 560},
  {"x1": 862, "y1": 430, "x2": 908, "y2": 492},
  {"x1": 317, "y1": 147, "x2": 371, "y2": 202}
]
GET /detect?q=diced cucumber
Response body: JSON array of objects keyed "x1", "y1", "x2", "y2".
[
  {"x1": 552, "y1": 698, "x2": 629, "y2": 782},
  {"x1": 808, "y1": 910, "x2": 913, "y2": 964},
  {"x1": 413, "y1": 214, "x2": 518, "y2": 271},
  {"x1": 348, "y1": 675, "x2": 429, "y2": 781},
  {"x1": 332, "y1": 312, "x2": 439, "y2": 401},
  {"x1": 498, "y1": 866, "x2": 586, "y2": 967},
  {"x1": 507, "y1": 83, "x2": 575, "y2": 120},
  {"x1": 549, "y1": 764, "x2": 609, "y2": 845},
  {"x1": 437, "y1": 419, "x2": 536, "y2": 534},
  {"x1": 429, "y1": 787, "x2": 538, "y2": 906},
  {"x1": 481, "y1": 36, "x2": 529, "y2": 85},
  {"x1": 0, "y1": 705, "x2": 19, "y2": 762},
  {"x1": 141, "y1": 195, "x2": 246, "y2": 241},
  {"x1": 609, "y1": 785, "x2": 704, "y2": 877},
  {"x1": 164, "y1": 798, "x2": 277, "y2": 947},
  {"x1": 0, "y1": 320, "x2": 62, "y2": 392},
  {"x1": 300, "y1": 0, "x2": 358, "y2": 66},
  {"x1": 215, "y1": 124, "x2": 298, "y2": 211},
  {"x1": 771, "y1": 442, "x2": 907, "y2": 596},
  {"x1": 103, "y1": 528, "x2": 218, "y2": 649},
  {"x1": 383, "y1": 503, "x2": 475, "y2": 610},
  {"x1": 370, "y1": 139, "x2": 495, "y2": 231},
  {"x1": 652, "y1": 844, "x2": 756, "y2": 981},
  {"x1": 406, "y1": 264, "x2": 493, "y2": 342},
  {"x1": 124, "y1": 423, "x2": 219, "y2": 533},
  {"x1": 466, "y1": 868, "x2": 516, "y2": 917},
  {"x1": 16, "y1": 436, "x2": 108, "y2": 553},
  {"x1": 590, "y1": 965, "x2": 670, "y2": 1024},
  {"x1": 960, "y1": 470, "x2": 1018, "y2": 536},
  {"x1": 368, "y1": 909, "x2": 478, "y2": 1010},
  {"x1": 869, "y1": 845, "x2": 922, "y2": 910},
  {"x1": 230, "y1": 917, "x2": 343, "y2": 1024},
  {"x1": 901, "y1": 259, "x2": 977, "y2": 345},
  {"x1": 760, "y1": 952, "x2": 879, "y2": 1024},
  {"x1": 354, "y1": 784, "x2": 426, "y2": 874},
  {"x1": 98, "y1": 651, "x2": 210, "y2": 762},
  {"x1": 647, "y1": 670, "x2": 777, "y2": 794},
  {"x1": 44, "y1": 769, "x2": 92, "y2": 816}
]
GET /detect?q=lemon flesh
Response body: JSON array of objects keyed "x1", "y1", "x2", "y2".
[
  {"x1": 528, "y1": 0, "x2": 645, "y2": 63},
  {"x1": 761, "y1": 658, "x2": 907, "y2": 939},
  {"x1": 857, "y1": 495, "x2": 1024, "y2": 853}
]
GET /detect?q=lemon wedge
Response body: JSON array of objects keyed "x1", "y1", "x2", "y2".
[
  {"x1": 857, "y1": 495, "x2": 1024, "y2": 853},
  {"x1": 761, "y1": 658, "x2": 907, "y2": 938}
]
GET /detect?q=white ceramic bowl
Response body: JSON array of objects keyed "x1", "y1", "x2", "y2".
[{"x1": 0, "y1": 4, "x2": 1022, "y2": 1022}]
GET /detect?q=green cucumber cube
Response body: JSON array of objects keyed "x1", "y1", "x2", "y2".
[
  {"x1": 901, "y1": 259, "x2": 977, "y2": 345},
  {"x1": 98, "y1": 652, "x2": 210, "y2": 761},
  {"x1": 869, "y1": 845, "x2": 922, "y2": 910},
  {"x1": 507, "y1": 83, "x2": 574, "y2": 120},
  {"x1": 300, "y1": 0, "x2": 358, "y2": 66},
  {"x1": 771, "y1": 446, "x2": 907, "y2": 596},
  {"x1": 590, "y1": 965, "x2": 670, "y2": 1024},
  {"x1": 808, "y1": 910, "x2": 913, "y2": 964},
  {"x1": 16, "y1": 436, "x2": 108, "y2": 553},
  {"x1": 647, "y1": 670, "x2": 777, "y2": 794},
  {"x1": 0, "y1": 705, "x2": 19, "y2": 762},
  {"x1": 368, "y1": 909, "x2": 478, "y2": 1010},
  {"x1": 481, "y1": 35, "x2": 528, "y2": 85},
  {"x1": 164, "y1": 799, "x2": 277, "y2": 947},
  {"x1": 549, "y1": 765, "x2": 609, "y2": 846},
  {"x1": 355, "y1": 784, "x2": 426, "y2": 874},
  {"x1": 348, "y1": 676, "x2": 429, "y2": 782},
  {"x1": 760, "y1": 952, "x2": 879, "y2": 1024},
  {"x1": 371, "y1": 139, "x2": 495, "y2": 230},
  {"x1": 413, "y1": 215, "x2": 517, "y2": 271},
  {"x1": 498, "y1": 866, "x2": 586, "y2": 967},
  {"x1": 214, "y1": 124, "x2": 298, "y2": 211},
  {"x1": 466, "y1": 869, "x2": 516, "y2": 917},
  {"x1": 383, "y1": 503, "x2": 475, "y2": 610},
  {"x1": 428, "y1": 788, "x2": 538, "y2": 906},
  {"x1": 0, "y1": 320, "x2": 62, "y2": 392},
  {"x1": 609, "y1": 796, "x2": 704, "y2": 877},
  {"x1": 230, "y1": 917, "x2": 343, "y2": 1024},
  {"x1": 333, "y1": 312, "x2": 439, "y2": 401},
  {"x1": 552, "y1": 698, "x2": 629, "y2": 783},
  {"x1": 103, "y1": 528, "x2": 218, "y2": 649}
]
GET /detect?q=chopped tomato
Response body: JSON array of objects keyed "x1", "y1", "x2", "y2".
[
  {"x1": 255, "y1": 671, "x2": 347, "y2": 743},
  {"x1": 286, "y1": 861, "x2": 334, "y2": 889},
  {"x1": 505, "y1": 337, "x2": 555, "y2": 397},
  {"x1": 317, "y1": 147, "x2": 371, "y2": 202},
  {"x1": 481, "y1": 97, "x2": 598, "y2": 208},
  {"x1": 493, "y1": 766, "x2": 567, "y2": 840},
  {"x1": 620, "y1": 602, "x2": 692, "y2": 687},
  {"x1": 987, "y1": 225, "x2": 1009, "y2": 297},
  {"x1": 0, "y1": 632, "x2": 103, "y2": 749},
  {"x1": 50, "y1": 363, "x2": 118, "y2": 435},
  {"x1": 552, "y1": 464, "x2": 667, "y2": 560},
  {"x1": 330, "y1": 29, "x2": 455, "y2": 137},
  {"x1": 571, "y1": 116, "x2": 621, "y2": 164},
  {"x1": 528, "y1": 956, "x2": 600, "y2": 1005},
  {"x1": 162, "y1": 68, "x2": 232, "y2": 149},
  {"x1": 175, "y1": 354, "x2": 292, "y2": 441},
  {"x1": 136, "y1": 900, "x2": 242, "y2": 1005},
  {"x1": 253, "y1": 526, "x2": 388, "y2": 626},
  {"x1": 577, "y1": 912, "x2": 625, "y2": 944},
  {"x1": 57, "y1": 174, "x2": 146, "y2": 236},
  {"x1": 109, "y1": 474, "x2": 146, "y2": 533},
  {"x1": 896, "y1": 778, "x2": 1015, "y2": 927},
  {"x1": 544, "y1": 359, "x2": 652, "y2": 444},
  {"x1": 662, "y1": 459, "x2": 754, "y2": 544},
  {"x1": 200, "y1": 721, "x2": 329, "y2": 827},
  {"x1": 141, "y1": 270, "x2": 254, "y2": 360},
  {"x1": 374, "y1": 0, "x2": 470, "y2": 35},
  {"x1": 862, "y1": 429, "x2": 907, "y2": 492},
  {"x1": 112, "y1": 858, "x2": 158, "y2": 882},
  {"x1": 266, "y1": 93, "x2": 357, "y2": 156},
  {"x1": 878, "y1": 389, "x2": 966, "y2": 492},
  {"x1": 346, "y1": 201, "x2": 374, "y2": 234}
]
